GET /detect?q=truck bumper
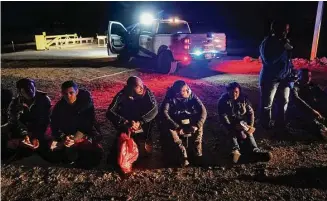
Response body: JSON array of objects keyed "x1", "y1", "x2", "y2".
[{"x1": 189, "y1": 51, "x2": 227, "y2": 60}]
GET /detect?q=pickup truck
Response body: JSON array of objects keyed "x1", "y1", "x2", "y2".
[{"x1": 107, "y1": 18, "x2": 227, "y2": 73}]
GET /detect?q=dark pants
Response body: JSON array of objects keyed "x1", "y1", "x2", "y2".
[
  {"x1": 1, "y1": 124, "x2": 48, "y2": 163},
  {"x1": 260, "y1": 79, "x2": 290, "y2": 127},
  {"x1": 45, "y1": 140, "x2": 103, "y2": 168},
  {"x1": 108, "y1": 122, "x2": 154, "y2": 167}
]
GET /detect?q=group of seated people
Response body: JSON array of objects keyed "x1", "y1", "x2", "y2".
[{"x1": 1, "y1": 68, "x2": 327, "y2": 171}]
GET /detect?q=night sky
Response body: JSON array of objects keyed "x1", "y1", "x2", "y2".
[{"x1": 1, "y1": 1, "x2": 327, "y2": 57}]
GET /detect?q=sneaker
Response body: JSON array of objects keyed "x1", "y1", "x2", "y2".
[
  {"x1": 253, "y1": 148, "x2": 273, "y2": 161},
  {"x1": 320, "y1": 127, "x2": 327, "y2": 141},
  {"x1": 231, "y1": 150, "x2": 241, "y2": 164},
  {"x1": 182, "y1": 158, "x2": 190, "y2": 167}
]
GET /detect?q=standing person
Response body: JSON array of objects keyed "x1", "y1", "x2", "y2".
[{"x1": 259, "y1": 20, "x2": 294, "y2": 130}]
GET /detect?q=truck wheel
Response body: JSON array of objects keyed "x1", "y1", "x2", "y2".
[
  {"x1": 157, "y1": 50, "x2": 173, "y2": 74},
  {"x1": 117, "y1": 50, "x2": 131, "y2": 66}
]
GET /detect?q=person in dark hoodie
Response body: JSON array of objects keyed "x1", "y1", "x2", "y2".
[
  {"x1": 1, "y1": 78, "x2": 51, "y2": 162},
  {"x1": 106, "y1": 76, "x2": 158, "y2": 167},
  {"x1": 49, "y1": 81, "x2": 103, "y2": 168},
  {"x1": 259, "y1": 20, "x2": 294, "y2": 130},
  {"x1": 218, "y1": 82, "x2": 272, "y2": 163},
  {"x1": 160, "y1": 80, "x2": 207, "y2": 167},
  {"x1": 290, "y1": 68, "x2": 327, "y2": 140}
]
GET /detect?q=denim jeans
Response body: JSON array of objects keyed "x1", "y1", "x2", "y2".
[
  {"x1": 260, "y1": 79, "x2": 290, "y2": 127},
  {"x1": 232, "y1": 134, "x2": 258, "y2": 152}
]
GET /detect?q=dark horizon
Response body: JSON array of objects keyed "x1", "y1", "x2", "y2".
[{"x1": 1, "y1": 1, "x2": 326, "y2": 58}]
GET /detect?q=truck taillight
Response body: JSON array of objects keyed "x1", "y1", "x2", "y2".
[
  {"x1": 184, "y1": 38, "x2": 190, "y2": 50},
  {"x1": 184, "y1": 38, "x2": 190, "y2": 44}
]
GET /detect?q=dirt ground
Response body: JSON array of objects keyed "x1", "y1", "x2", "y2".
[{"x1": 1, "y1": 54, "x2": 327, "y2": 201}]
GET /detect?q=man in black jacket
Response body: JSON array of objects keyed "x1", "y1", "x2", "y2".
[
  {"x1": 290, "y1": 68, "x2": 327, "y2": 140},
  {"x1": 160, "y1": 80, "x2": 207, "y2": 167},
  {"x1": 259, "y1": 20, "x2": 294, "y2": 130},
  {"x1": 218, "y1": 82, "x2": 272, "y2": 163},
  {"x1": 106, "y1": 76, "x2": 158, "y2": 166},
  {"x1": 1, "y1": 78, "x2": 51, "y2": 162},
  {"x1": 49, "y1": 81, "x2": 103, "y2": 168}
]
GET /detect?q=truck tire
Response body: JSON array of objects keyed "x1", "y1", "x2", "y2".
[
  {"x1": 117, "y1": 50, "x2": 131, "y2": 66},
  {"x1": 157, "y1": 50, "x2": 173, "y2": 74}
]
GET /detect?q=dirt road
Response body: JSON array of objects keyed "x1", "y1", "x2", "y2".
[{"x1": 1, "y1": 53, "x2": 327, "y2": 200}]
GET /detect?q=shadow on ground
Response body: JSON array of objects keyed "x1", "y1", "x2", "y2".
[{"x1": 238, "y1": 166, "x2": 327, "y2": 190}]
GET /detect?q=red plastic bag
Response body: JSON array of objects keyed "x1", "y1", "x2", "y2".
[{"x1": 117, "y1": 132, "x2": 139, "y2": 174}]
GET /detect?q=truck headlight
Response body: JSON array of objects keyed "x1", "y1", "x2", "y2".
[
  {"x1": 140, "y1": 13, "x2": 154, "y2": 25},
  {"x1": 194, "y1": 50, "x2": 202, "y2": 56}
]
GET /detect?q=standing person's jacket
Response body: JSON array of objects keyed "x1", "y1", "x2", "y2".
[
  {"x1": 8, "y1": 91, "x2": 51, "y2": 138},
  {"x1": 259, "y1": 35, "x2": 293, "y2": 84},
  {"x1": 106, "y1": 86, "x2": 158, "y2": 130},
  {"x1": 218, "y1": 93, "x2": 254, "y2": 130},
  {"x1": 161, "y1": 88, "x2": 207, "y2": 130},
  {"x1": 51, "y1": 89, "x2": 96, "y2": 141}
]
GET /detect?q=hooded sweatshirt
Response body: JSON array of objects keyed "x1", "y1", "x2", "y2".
[
  {"x1": 259, "y1": 35, "x2": 293, "y2": 85},
  {"x1": 51, "y1": 89, "x2": 96, "y2": 141}
]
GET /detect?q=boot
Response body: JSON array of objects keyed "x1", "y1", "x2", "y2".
[
  {"x1": 231, "y1": 149, "x2": 241, "y2": 164},
  {"x1": 252, "y1": 148, "x2": 273, "y2": 162}
]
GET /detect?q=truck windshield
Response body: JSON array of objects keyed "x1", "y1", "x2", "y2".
[{"x1": 157, "y1": 22, "x2": 191, "y2": 34}]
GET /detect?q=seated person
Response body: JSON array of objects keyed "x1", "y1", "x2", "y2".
[
  {"x1": 160, "y1": 80, "x2": 207, "y2": 167},
  {"x1": 106, "y1": 76, "x2": 158, "y2": 167},
  {"x1": 2, "y1": 78, "x2": 51, "y2": 162},
  {"x1": 49, "y1": 81, "x2": 103, "y2": 168},
  {"x1": 218, "y1": 82, "x2": 272, "y2": 163},
  {"x1": 290, "y1": 68, "x2": 327, "y2": 140}
]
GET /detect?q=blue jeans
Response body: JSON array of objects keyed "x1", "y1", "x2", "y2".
[
  {"x1": 260, "y1": 80, "x2": 290, "y2": 128},
  {"x1": 232, "y1": 135, "x2": 258, "y2": 152}
]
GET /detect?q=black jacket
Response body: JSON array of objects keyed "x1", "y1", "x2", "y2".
[
  {"x1": 160, "y1": 88, "x2": 207, "y2": 130},
  {"x1": 8, "y1": 91, "x2": 51, "y2": 138},
  {"x1": 106, "y1": 86, "x2": 158, "y2": 129},
  {"x1": 218, "y1": 93, "x2": 254, "y2": 130},
  {"x1": 51, "y1": 89, "x2": 96, "y2": 141},
  {"x1": 291, "y1": 81, "x2": 327, "y2": 116},
  {"x1": 259, "y1": 35, "x2": 293, "y2": 85}
]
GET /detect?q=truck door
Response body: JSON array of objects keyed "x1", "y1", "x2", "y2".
[
  {"x1": 138, "y1": 24, "x2": 155, "y2": 57},
  {"x1": 107, "y1": 21, "x2": 128, "y2": 55}
]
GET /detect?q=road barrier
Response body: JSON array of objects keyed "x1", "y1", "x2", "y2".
[{"x1": 35, "y1": 32, "x2": 94, "y2": 50}]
